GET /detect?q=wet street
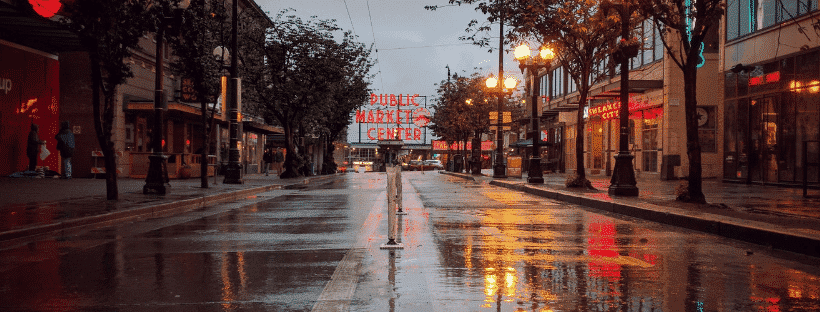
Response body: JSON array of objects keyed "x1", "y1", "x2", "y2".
[{"x1": 2, "y1": 172, "x2": 820, "y2": 311}]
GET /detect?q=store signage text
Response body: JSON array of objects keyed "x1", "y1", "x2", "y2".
[
  {"x1": 367, "y1": 127, "x2": 422, "y2": 141},
  {"x1": 588, "y1": 97, "x2": 659, "y2": 121},
  {"x1": 432, "y1": 140, "x2": 494, "y2": 151},
  {"x1": 370, "y1": 93, "x2": 420, "y2": 106},
  {"x1": 1, "y1": 78, "x2": 11, "y2": 94}
]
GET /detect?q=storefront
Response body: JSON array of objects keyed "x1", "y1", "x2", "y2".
[
  {"x1": 723, "y1": 50, "x2": 820, "y2": 184},
  {"x1": 0, "y1": 39, "x2": 61, "y2": 175},
  {"x1": 584, "y1": 94, "x2": 664, "y2": 176}
]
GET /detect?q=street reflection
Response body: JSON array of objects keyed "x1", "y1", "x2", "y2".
[{"x1": 427, "y1": 189, "x2": 820, "y2": 311}]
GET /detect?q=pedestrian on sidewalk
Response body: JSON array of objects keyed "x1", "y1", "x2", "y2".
[
  {"x1": 55, "y1": 121, "x2": 75, "y2": 179},
  {"x1": 273, "y1": 147, "x2": 284, "y2": 175},
  {"x1": 26, "y1": 123, "x2": 46, "y2": 171},
  {"x1": 263, "y1": 147, "x2": 273, "y2": 176}
]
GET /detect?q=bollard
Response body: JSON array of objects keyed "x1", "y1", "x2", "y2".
[
  {"x1": 396, "y1": 166, "x2": 406, "y2": 215},
  {"x1": 380, "y1": 165, "x2": 404, "y2": 249}
]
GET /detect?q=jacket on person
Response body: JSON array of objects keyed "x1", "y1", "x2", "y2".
[{"x1": 55, "y1": 122, "x2": 75, "y2": 158}]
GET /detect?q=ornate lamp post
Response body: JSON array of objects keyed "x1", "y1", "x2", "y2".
[
  {"x1": 223, "y1": 0, "x2": 243, "y2": 184},
  {"x1": 514, "y1": 43, "x2": 555, "y2": 184},
  {"x1": 604, "y1": 0, "x2": 639, "y2": 196},
  {"x1": 485, "y1": 75, "x2": 518, "y2": 178},
  {"x1": 144, "y1": 0, "x2": 190, "y2": 195}
]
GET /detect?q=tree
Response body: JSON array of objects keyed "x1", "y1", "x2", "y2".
[
  {"x1": 59, "y1": 0, "x2": 158, "y2": 200},
  {"x1": 242, "y1": 11, "x2": 373, "y2": 178},
  {"x1": 429, "y1": 72, "x2": 497, "y2": 172},
  {"x1": 637, "y1": 0, "x2": 724, "y2": 203},
  {"x1": 168, "y1": 0, "x2": 234, "y2": 188},
  {"x1": 432, "y1": 0, "x2": 620, "y2": 188}
]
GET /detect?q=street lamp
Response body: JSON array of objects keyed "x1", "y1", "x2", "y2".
[
  {"x1": 224, "y1": 0, "x2": 243, "y2": 184},
  {"x1": 604, "y1": 0, "x2": 639, "y2": 196},
  {"x1": 514, "y1": 43, "x2": 555, "y2": 184},
  {"x1": 485, "y1": 74, "x2": 517, "y2": 178},
  {"x1": 144, "y1": 0, "x2": 190, "y2": 195}
]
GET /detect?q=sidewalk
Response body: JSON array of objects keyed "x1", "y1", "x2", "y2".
[
  {"x1": 442, "y1": 169, "x2": 820, "y2": 258},
  {"x1": 0, "y1": 173, "x2": 334, "y2": 244}
]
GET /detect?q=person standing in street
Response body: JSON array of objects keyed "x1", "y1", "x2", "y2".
[
  {"x1": 263, "y1": 147, "x2": 273, "y2": 176},
  {"x1": 55, "y1": 121, "x2": 75, "y2": 179},
  {"x1": 273, "y1": 147, "x2": 284, "y2": 175},
  {"x1": 26, "y1": 123, "x2": 46, "y2": 172}
]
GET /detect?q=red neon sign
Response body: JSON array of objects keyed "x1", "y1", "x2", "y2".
[{"x1": 29, "y1": 0, "x2": 62, "y2": 18}]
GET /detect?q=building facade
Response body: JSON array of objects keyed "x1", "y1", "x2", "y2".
[
  {"x1": 541, "y1": 17, "x2": 724, "y2": 181},
  {"x1": 0, "y1": 0, "x2": 279, "y2": 178},
  {"x1": 722, "y1": 0, "x2": 820, "y2": 185}
]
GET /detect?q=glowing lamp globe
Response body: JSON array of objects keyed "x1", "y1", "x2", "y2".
[
  {"x1": 486, "y1": 77, "x2": 498, "y2": 88},
  {"x1": 514, "y1": 44, "x2": 531, "y2": 60},
  {"x1": 540, "y1": 47, "x2": 555, "y2": 61},
  {"x1": 504, "y1": 77, "x2": 518, "y2": 89},
  {"x1": 29, "y1": 0, "x2": 62, "y2": 18}
]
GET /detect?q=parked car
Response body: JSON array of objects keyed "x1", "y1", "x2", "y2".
[
  {"x1": 402, "y1": 160, "x2": 442, "y2": 171},
  {"x1": 422, "y1": 160, "x2": 444, "y2": 170}
]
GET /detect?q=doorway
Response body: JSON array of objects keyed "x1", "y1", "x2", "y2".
[{"x1": 750, "y1": 96, "x2": 779, "y2": 183}]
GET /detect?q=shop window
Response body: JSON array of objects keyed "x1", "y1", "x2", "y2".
[
  {"x1": 642, "y1": 113, "x2": 660, "y2": 172},
  {"x1": 725, "y1": 72, "x2": 737, "y2": 98},
  {"x1": 727, "y1": 0, "x2": 818, "y2": 40},
  {"x1": 724, "y1": 100, "x2": 739, "y2": 179},
  {"x1": 698, "y1": 106, "x2": 718, "y2": 153}
]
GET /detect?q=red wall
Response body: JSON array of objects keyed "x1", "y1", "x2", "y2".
[{"x1": 0, "y1": 41, "x2": 60, "y2": 175}]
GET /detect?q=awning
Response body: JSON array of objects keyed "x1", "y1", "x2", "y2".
[{"x1": 588, "y1": 79, "x2": 664, "y2": 99}]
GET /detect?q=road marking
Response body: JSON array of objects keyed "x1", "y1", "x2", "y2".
[{"x1": 312, "y1": 191, "x2": 385, "y2": 312}]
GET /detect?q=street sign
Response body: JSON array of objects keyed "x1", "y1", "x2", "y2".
[
  {"x1": 489, "y1": 111, "x2": 512, "y2": 123},
  {"x1": 489, "y1": 111, "x2": 511, "y2": 131}
]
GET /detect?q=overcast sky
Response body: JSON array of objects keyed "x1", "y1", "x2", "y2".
[{"x1": 254, "y1": 0, "x2": 523, "y2": 104}]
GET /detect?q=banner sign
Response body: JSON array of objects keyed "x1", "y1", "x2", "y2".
[{"x1": 432, "y1": 140, "x2": 494, "y2": 151}]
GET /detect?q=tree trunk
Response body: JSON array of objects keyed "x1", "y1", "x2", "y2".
[
  {"x1": 281, "y1": 123, "x2": 302, "y2": 179},
  {"x1": 574, "y1": 92, "x2": 587, "y2": 181},
  {"x1": 90, "y1": 52, "x2": 118, "y2": 200},
  {"x1": 682, "y1": 62, "x2": 706, "y2": 203}
]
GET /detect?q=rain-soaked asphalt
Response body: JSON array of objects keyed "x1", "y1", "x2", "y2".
[{"x1": 2, "y1": 172, "x2": 820, "y2": 311}]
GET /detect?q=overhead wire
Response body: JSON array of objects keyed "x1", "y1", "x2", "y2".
[
  {"x1": 366, "y1": 0, "x2": 385, "y2": 93},
  {"x1": 342, "y1": 0, "x2": 357, "y2": 38}
]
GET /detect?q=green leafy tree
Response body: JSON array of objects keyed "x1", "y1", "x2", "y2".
[
  {"x1": 636, "y1": 0, "x2": 724, "y2": 203},
  {"x1": 431, "y1": 0, "x2": 621, "y2": 188},
  {"x1": 59, "y1": 0, "x2": 159, "y2": 200},
  {"x1": 430, "y1": 72, "x2": 497, "y2": 172},
  {"x1": 168, "y1": 0, "x2": 234, "y2": 188},
  {"x1": 243, "y1": 11, "x2": 372, "y2": 178}
]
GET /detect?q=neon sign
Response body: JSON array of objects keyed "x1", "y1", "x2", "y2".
[
  {"x1": 29, "y1": 0, "x2": 62, "y2": 18},
  {"x1": 350, "y1": 93, "x2": 430, "y2": 144}
]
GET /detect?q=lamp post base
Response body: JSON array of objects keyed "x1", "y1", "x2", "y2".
[
  {"x1": 493, "y1": 163, "x2": 507, "y2": 178},
  {"x1": 143, "y1": 154, "x2": 168, "y2": 195},
  {"x1": 471, "y1": 157, "x2": 482, "y2": 175},
  {"x1": 608, "y1": 152, "x2": 639, "y2": 196},
  {"x1": 223, "y1": 163, "x2": 243, "y2": 184},
  {"x1": 527, "y1": 157, "x2": 544, "y2": 184}
]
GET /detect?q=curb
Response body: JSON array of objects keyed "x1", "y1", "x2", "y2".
[
  {"x1": 442, "y1": 171, "x2": 820, "y2": 258},
  {"x1": 0, "y1": 174, "x2": 338, "y2": 243}
]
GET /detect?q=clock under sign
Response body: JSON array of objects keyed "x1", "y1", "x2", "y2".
[{"x1": 697, "y1": 107, "x2": 708, "y2": 127}]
